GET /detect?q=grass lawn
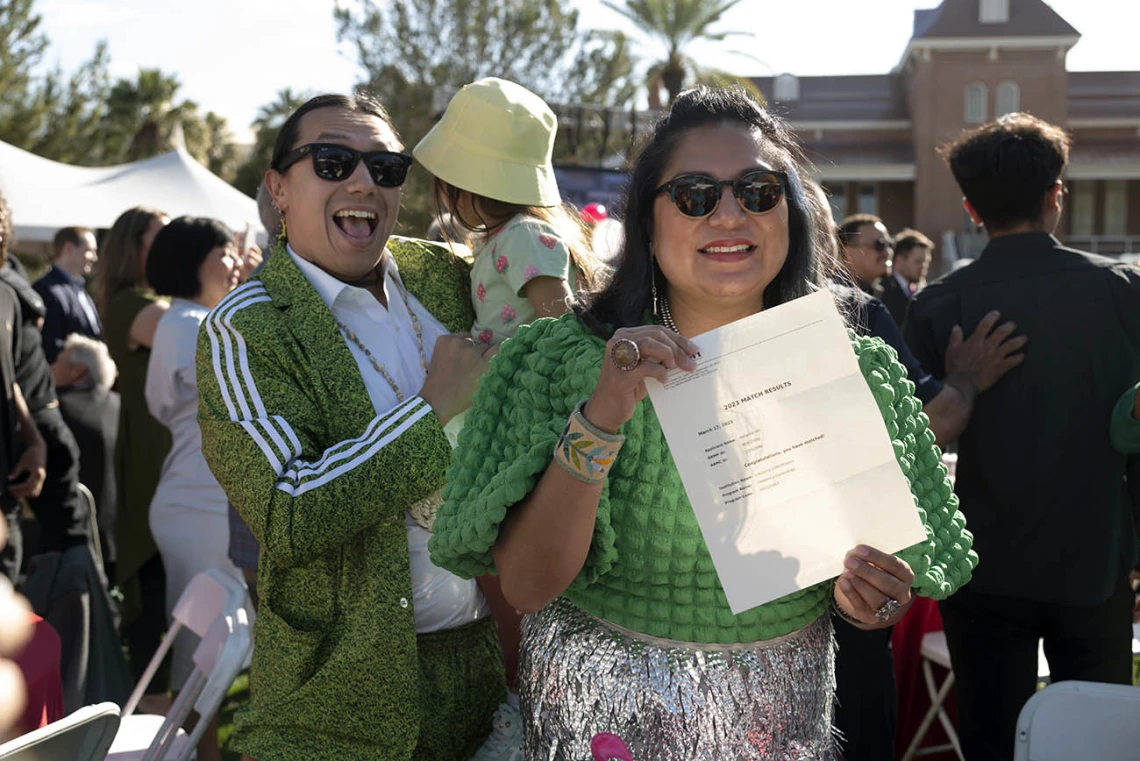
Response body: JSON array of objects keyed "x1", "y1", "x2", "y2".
[{"x1": 217, "y1": 671, "x2": 249, "y2": 761}]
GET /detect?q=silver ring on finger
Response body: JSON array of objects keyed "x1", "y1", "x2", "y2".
[
  {"x1": 874, "y1": 597, "x2": 902, "y2": 622},
  {"x1": 610, "y1": 338, "x2": 641, "y2": 371}
]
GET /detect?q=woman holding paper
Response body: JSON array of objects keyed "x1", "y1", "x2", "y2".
[{"x1": 430, "y1": 86, "x2": 976, "y2": 759}]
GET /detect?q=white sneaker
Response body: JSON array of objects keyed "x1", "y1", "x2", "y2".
[{"x1": 469, "y1": 702, "x2": 524, "y2": 761}]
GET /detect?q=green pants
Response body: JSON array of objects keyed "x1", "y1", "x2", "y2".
[{"x1": 414, "y1": 616, "x2": 507, "y2": 761}]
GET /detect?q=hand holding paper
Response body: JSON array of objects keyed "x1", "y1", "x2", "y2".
[{"x1": 646, "y1": 291, "x2": 927, "y2": 614}]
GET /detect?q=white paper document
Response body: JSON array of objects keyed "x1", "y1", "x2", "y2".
[{"x1": 646, "y1": 290, "x2": 927, "y2": 614}]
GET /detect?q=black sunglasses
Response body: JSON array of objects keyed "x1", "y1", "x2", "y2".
[
  {"x1": 856, "y1": 239, "x2": 893, "y2": 253},
  {"x1": 276, "y1": 143, "x2": 413, "y2": 187},
  {"x1": 655, "y1": 170, "x2": 788, "y2": 218}
]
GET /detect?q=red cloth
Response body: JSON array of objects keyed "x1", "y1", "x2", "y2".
[
  {"x1": 11, "y1": 613, "x2": 64, "y2": 734},
  {"x1": 893, "y1": 597, "x2": 958, "y2": 760}
]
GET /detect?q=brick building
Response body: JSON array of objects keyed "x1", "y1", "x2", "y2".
[{"x1": 752, "y1": 0, "x2": 1140, "y2": 269}]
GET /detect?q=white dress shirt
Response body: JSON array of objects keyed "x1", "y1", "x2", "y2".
[
  {"x1": 288, "y1": 246, "x2": 488, "y2": 633},
  {"x1": 893, "y1": 271, "x2": 913, "y2": 298}
]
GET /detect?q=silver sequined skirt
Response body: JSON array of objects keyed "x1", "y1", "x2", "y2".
[{"x1": 519, "y1": 598, "x2": 838, "y2": 761}]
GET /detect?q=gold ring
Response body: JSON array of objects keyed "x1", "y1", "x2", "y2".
[{"x1": 610, "y1": 338, "x2": 641, "y2": 371}]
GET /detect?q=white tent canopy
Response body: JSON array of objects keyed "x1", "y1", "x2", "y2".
[{"x1": 0, "y1": 140, "x2": 263, "y2": 248}]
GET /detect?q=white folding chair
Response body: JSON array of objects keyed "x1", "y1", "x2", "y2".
[
  {"x1": 106, "y1": 569, "x2": 251, "y2": 761},
  {"x1": 901, "y1": 631, "x2": 1051, "y2": 761},
  {"x1": 1014, "y1": 680, "x2": 1140, "y2": 761},
  {"x1": 0, "y1": 701, "x2": 120, "y2": 761}
]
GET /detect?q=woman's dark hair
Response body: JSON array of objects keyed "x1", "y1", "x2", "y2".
[
  {"x1": 578, "y1": 85, "x2": 832, "y2": 336},
  {"x1": 145, "y1": 216, "x2": 233, "y2": 299},
  {"x1": 270, "y1": 92, "x2": 402, "y2": 173},
  {"x1": 939, "y1": 112, "x2": 1070, "y2": 232},
  {"x1": 94, "y1": 206, "x2": 166, "y2": 317}
]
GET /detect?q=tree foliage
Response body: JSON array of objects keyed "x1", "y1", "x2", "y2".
[
  {"x1": 334, "y1": 0, "x2": 639, "y2": 234},
  {"x1": 233, "y1": 87, "x2": 311, "y2": 197},
  {"x1": 102, "y1": 68, "x2": 234, "y2": 175},
  {"x1": 0, "y1": 0, "x2": 236, "y2": 178},
  {"x1": 602, "y1": 0, "x2": 750, "y2": 105}
]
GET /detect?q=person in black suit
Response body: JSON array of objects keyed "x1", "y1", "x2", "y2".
[
  {"x1": 0, "y1": 254, "x2": 90, "y2": 572},
  {"x1": 879, "y1": 228, "x2": 933, "y2": 326},
  {"x1": 0, "y1": 192, "x2": 49, "y2": 581},
  {"x1": 54, "y1": 334, "x2": 121, "y2": 581},
  {"x1": 905, "y1": 113, "x2": 1140, "y2": 761},
  {"x1": 34, "y1": 227, "x2": 102, "y2": 365},
  {"x1": 837, "y1": 213, "x2": 892, "y2": 300}
]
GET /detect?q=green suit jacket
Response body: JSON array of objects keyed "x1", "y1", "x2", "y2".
[{"x1": 197, "y1": 237, "x2": 475, "y2": 760}]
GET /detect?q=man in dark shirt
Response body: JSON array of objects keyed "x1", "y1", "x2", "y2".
[
  {"x1": 905, "y1": 113, "x2": 1140, "y2": 761},
  {"x1": 817, "y1": 195, "x2": 1024, "y2": 761},
  {"x1": 34, "y1": 227, "x2": 102, "y2": 365},
  {"x1": 838, "y1": 213, "x2": 891, "y2": 300}
]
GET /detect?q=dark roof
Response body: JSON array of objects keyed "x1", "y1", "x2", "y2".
[
  {"x1": 804, "y1": 141, "x2": 916, "y2": 169},
  {"x1": 912, "y1": 0, "x2": 1079, "y2": 40},
  {"x1": 1068, "y1": 71, "x2": 1140, "y2": 120},
  {"x1": 914, "y1": 8, "x2": 940, "y2": 37},
  {"x1": 752, "y1": 75, "x2": 910, "y2": 123}
]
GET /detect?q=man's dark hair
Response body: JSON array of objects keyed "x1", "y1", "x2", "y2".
[
  {"x1": 940, "y1": 113, "x2": 1071, "y2": 232},
  {"x1": 51, "y1": 226, "x2": 94, "y2": 259},
  {"x1": 270, "y1": 92, "x2": 401, "y2": 174},
  {"x1": 836, "y1": 213, "x2": 883, "y2": 246},
  {"x1": 893, "y1": 228, "x2": 934, "y2": 258},
  {"x1": 146, "y1": 216, "x2": 234, "y2": 299}
]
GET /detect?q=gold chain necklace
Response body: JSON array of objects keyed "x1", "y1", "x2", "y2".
[{"x1": 336, "y1": 287, "x2": 428, "y2": 404}]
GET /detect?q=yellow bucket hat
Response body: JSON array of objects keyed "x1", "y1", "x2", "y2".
[{"x1": 414, "y1": 77, "x2": 561, "y2": 207}]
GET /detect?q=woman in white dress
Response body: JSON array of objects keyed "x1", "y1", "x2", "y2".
[{"x1": 144, "y1": 216, "x2": 247, "y2": 699}]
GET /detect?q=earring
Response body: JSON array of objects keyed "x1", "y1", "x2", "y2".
[
  {"x1": 276, "y1": 209, "x2": 287, "y2": 244},
  {"x1": 652, "y1": 280, "x2": 659, "y2": 318}
]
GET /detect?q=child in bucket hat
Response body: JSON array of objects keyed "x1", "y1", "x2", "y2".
[
  {"x1": 414, "y1": 77, "x2": 602, "y2": 761},
  {"x1": 415, "y1": 77, "x2": 602, "y2": 350}
]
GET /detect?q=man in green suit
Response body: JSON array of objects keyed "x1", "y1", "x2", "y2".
[{"x1": 197, "y1": 93, "x2": 505, "y2": 761}]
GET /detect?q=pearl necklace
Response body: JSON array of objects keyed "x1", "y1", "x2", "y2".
[{"x1": 336, "y1": 291, "x2": 428, "y2": 404}]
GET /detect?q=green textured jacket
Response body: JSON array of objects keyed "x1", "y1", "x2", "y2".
[
  {"x1": 196, "y1": 238, "x2": 474, "y2": 761},
  {"x1": 431, "y1": 315, "x2": 977, "y2": 644}
]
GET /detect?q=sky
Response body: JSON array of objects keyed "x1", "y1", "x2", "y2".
[{"x1": 34, "y1": 0, "x2": 1140, "y2": 144}]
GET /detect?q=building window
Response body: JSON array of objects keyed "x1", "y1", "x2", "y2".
[
  {"x1": 980, "y1": 0, "x2": 1009, "y2": 23},
  {"x1": 964, "y1": 83, "x2": 988, "y2": 124},
  {"x1": 1071, "y1": 181, "x2": 1095, "y2": 236},
  {"x1": 774, "y1": 74, "x2": 799, "y2": 102},
  {"x1": 1104, "y1": 180, "x2": 1127, "y2": 236},
  {"x1": 857, "y1": 184, "x2": 878, "y2": 215},
  {"x1": 996, "y1": 81, "x2": 1020, "y2": 115}
]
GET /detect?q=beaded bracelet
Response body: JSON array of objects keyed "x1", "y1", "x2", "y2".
[
  {"x1": 830, "y1": 580, "x2": 869, "y2": 628},
  {"x1": 553, "y1": 400, "x2": 625, "y2": 484}
]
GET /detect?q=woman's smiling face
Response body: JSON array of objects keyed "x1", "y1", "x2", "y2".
[{"x1": 651, "y1": 122, "x2": 790, "y2": 311}]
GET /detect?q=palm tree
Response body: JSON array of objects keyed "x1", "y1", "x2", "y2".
[
  {"x1": 603, "y1": 0, "x2": 750, "y2": 106},
  {"x1": 104, "y1": 68, "x2": 198, "y2": 161},
  {"x1": 250, "y1": 87, "x2": 309, "y2": 142},
  {"x1": 232, "y1": 88, "x2": 311, "y2": 197}
]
